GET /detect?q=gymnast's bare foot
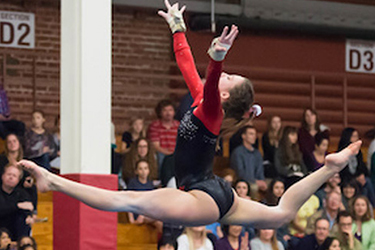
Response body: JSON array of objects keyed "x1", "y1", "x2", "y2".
[
  {"x1": 18, "y1": 160, "x2": 54, "y2": 193},
  {"x1": 325, "y1": 140, "x2": 362, "y2": 173}
]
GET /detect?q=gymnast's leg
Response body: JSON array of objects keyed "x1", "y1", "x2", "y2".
[
  {"x1": 220, "y1": 140, "x2": 362, "y2": 228},
  {"x1": 18, "y1": 160, "x2": 220, "y2": 226}
]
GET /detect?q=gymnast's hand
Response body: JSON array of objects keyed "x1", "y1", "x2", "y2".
[
  {"x1": 208, "y1": 25, "x2": 239, "y2": 61},
  {"x1": 158, "y1": 0, "x2": 186, "y2": 33}
]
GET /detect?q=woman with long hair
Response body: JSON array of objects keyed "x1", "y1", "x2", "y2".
[
  {"x1": 262, "y1": 115, "x2": 282, "y2": 177},
  {"x1": 177, "y1": 226, "x2": 213, "y2": 250},
  {"x1": 18, "y1": 0, "x2": 362, "y2": 230},
  {"x1": 24, "y1": 110, "x2": 57, "y2": 170},
  {"x1": 305, "y1": 132, "x2": 329, "y2": 172},
  {"x1": 298, "y1": 108, "x2": 322, "y2": 165},
  {"x1": 122, "y1": 138, "x2": 157, "y2": 183},
  {"x1": 262, "y1": 178, "x2": 285, "y2": 206},
  {"x1": 351, "y1": 196, "x2": 375, "y2": 250},
  {"x1": 275, "y1": 126, "x2": 307, "y2": 188},
  {"x1": 0, "y1": 134, "x2": 24, "y2": 173},
  {"x1": 250, "y1": 229, "x2": 284, "y2": 250},
  {"x1": 120, "y1": 118, "x2": 146, "y2": 154}
]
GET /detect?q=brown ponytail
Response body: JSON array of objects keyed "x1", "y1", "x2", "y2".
[{"x1": 217, "y1": 78, "x2": 254, "y2": 150}]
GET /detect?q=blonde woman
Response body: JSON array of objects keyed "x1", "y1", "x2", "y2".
[
  {"x1": 250, "y1": 229, "x2": 284, "y2": 250},
  {"x1": 177, "y1": 226, "x2": 213, "y2": 250},
  {"x1": 121, "y1": 118, "x2": 146, "y2": 153}
]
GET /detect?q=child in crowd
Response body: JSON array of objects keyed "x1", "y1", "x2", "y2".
[
  {"x1": 127, "y1": 160, "x2": 162, "y2": 232},
  {"x1": 24, "y1": 110, "x2": 57, "y2": 170},
  {"x1": 157, "y1": 236, "x2": 177, "y2": 250}
]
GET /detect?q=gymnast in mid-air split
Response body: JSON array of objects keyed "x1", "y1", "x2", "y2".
[{"x1": 18, "y1": 0, "x2": 361, "y2": 228}]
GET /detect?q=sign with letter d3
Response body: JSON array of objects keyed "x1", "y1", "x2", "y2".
[
  {"x1": 0, "y1": 11, "x2": 35, "y2": 49},
  {"x1": 346, "y1": 39, "x2": 375, "y2": 74}
]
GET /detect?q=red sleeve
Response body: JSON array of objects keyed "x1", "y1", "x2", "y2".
[
  {"x1": 173, "y1": 32, "x2": 203, "y2": 107},
  {"x1": 193, "y1": 59, "x2": 223, "y2": 135}
]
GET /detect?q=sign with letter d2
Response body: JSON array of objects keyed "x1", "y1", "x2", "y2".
[{"x1": 0, "y1": 11, "x2": 35, "y2": 49}]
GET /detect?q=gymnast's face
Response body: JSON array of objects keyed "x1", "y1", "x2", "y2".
[{"x1": 218, "y1": 72, "x2": 244, "y2": 102}]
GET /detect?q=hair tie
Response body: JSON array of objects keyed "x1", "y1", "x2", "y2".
[{"x1": 249, "y1": 104, "x2": 262, "y2": 117}]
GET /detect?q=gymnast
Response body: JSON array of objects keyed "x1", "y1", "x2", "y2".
[{"x1": 18, "y1": 0, "x2": 361, "y2": 229}]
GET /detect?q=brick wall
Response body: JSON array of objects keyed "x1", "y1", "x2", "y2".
[{"x1": 0, "y1": 0, "x2": 182, "y2": 134}]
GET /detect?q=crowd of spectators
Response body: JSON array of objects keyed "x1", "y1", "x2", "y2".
[{"x1": 1, "y1": 88, "x2": 375, "y2": 250}]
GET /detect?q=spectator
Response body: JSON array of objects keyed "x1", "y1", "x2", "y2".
[
  {"x1": 0, "y1": 134, "x2": 23, "y2": 174},
  {"x1": 315, "y1": 173, "x2": 342, "y2": 210},
  {"x1": 250, "y1": 229, "x2": 285, "y2": 250},
  {"x1": 305, "y1": 191, "x2": 342, "y2": 235},
  {"x1": 295, "y1": 218, "x2": 330, "y2": 250},
  {"x1": 338, "y1": 128, "x2": 375, "y2": 207},
  {"x1": 289, "y1": 194, "x2": 320, "y2": 237},
  {"x1": 234, "y1": 179, "x2": 251, "y2": 200},
  {"x1": 229, "y1": 122, "x2": 259, "y2": 155},
  {"x1": 351, "y1": 196, "x2": 375, "y2": 250},
  {"x1": 158, "y1": 236, "x2": 177, "y2": 250},
  {"x1": 215, "y1": 225, "x2": 249, "y2": 250},
  {"x1": 0, "y1": 85, "x2": 25, "y2": 140},
  {"x1": 306, "y1": 132, "x2": 329, "y2": 172},
  {"x1": 298, "y1": 108, "x2": 322, "y2": 167},
  {"x1": 341, "y1": 180, "x2": 360, "y2": 211},
  {"x1": 122, "y1": 138, "x2": 157, "y2": 183},
  {"x1": 0, "y1": 228, "x2": 16, "y2": 250},
  {"x1": 230, "y1": 125, "x2": 267, "y2": 197},
  {"x1": 24, "y1": 110, "x2": 57, "y2": 170},
  {"x1": 333, "y1": 211, "x2": 361, "y2": 250},
  {"x1": 262, "y1": 115, "x2": 282, "y2": 178},
  {"x1": 0, "y1": 134, "x2": 38, "y2": 222},
  {"x1": 262, "y1": 179, "x2": 290, "y2": 248},
  {"x1": 177, "y1": 226, "x2": 214, "y2": 250},
  {"x1": 274, "y1": 126, "x2": 307, "y2": 189},
  {"x1": 0, "y1": 165, "x2": 33, "y2": 240},
  {"x1": 263, "y1": 178, "x2": 285, "y2": 206},
  {"x1": 17, "y1": 236, "x2": 36, "y2": 250},
  {"x1": 121, "y1": 117, "x2": 146, "y2": 154},
  {"x1": 320, "y1": 237, "x2": 341, "y2": 250},
  {"x1": 148, "y1": 99, "x2": 179, "y2": 169},
  {"x1": 127, "y1": 160, "x2": 162, "y2": 232}
]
